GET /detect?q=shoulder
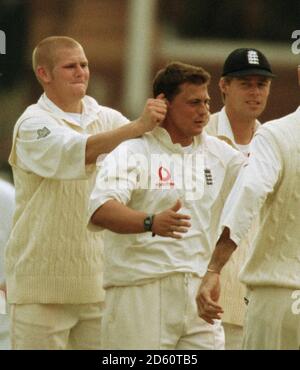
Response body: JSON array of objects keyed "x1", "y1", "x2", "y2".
[
  {"x1": 84, "y1": 95, "x2": 129, "y2": 123},
  {"x1": 101, "y1": 136, "x2": 149, "y2": 168},
  {"x1": 18, "y1": 102, "x2": 47, "y2": 120},
  {"x1": 205, "y1": 134, "x2": 242, "y2": 164},
  {"x1": 17, "y1": 110, "x2": 58, "y2": 134},
  {"x1": 103, "y1": 135, "x2": 150, "y2": 160},
  {"x1": 257, "y1": 111, "x2": 298, "y2": 138},
  {"x1": 116, "y1": 136, "x2": 149, "y2": 153},
  {"x1": 205, "y1": 111, "x2": 220, "y2": 135},
  {"x1": 14, "y1": 102, "x2": 58, "y2": 137},
  {"x1": 206, "y1": 133, "x2": 236, "y2": 152}
]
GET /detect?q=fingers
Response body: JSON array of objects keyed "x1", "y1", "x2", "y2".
[
  {"x1": 200, "y1": 314, "x2": 216, "y2": 325},
  {"x1": 169, "y1": 226, "x2": 190, "y2": 233},
  {"x1": 166, "y1": 232, "x2": 183, "y2": 239},
  {"x1": 152, "y1": 112, "x2": 167, "y2": 124},
  {"x1": 168, "y1": 218, "x2": 191, "y2": 233},
  {"x1": 196, "y1": 294, "x2": 223, "y2": 323},
  {"x1": 145, "y1": 99, "x2": 167, "y2": 125},
  {"x1": 156, "y1": 93, "x2": 166, "y2": 100},
  {"x1": 200, "y1": 300, "x2": 223, "y2": 315},
  {"x1": 148, "y1": 97, "x2": 167, "y2": 110},
  {"x1": 173, "y1": 213, "x2": 191, "y2": 221}
]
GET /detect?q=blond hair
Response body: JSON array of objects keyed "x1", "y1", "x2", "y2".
[{"x1": 32, "y1": 36, "x2": 83, "y2": 81}]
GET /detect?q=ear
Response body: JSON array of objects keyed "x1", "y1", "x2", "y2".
[
  {"x1": 219, "y1": 78, "x2": 227, "y2": 94},
  {"x1": 36, "y1": 65, "x2": 52, "y2": 84}
]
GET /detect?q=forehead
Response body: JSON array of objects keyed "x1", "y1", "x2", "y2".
[
  {"x1": 53, "y1": 46, "x2": 87, "y2": 65},
  {"x1": 234, "y1": 75, "x2": 271, "y2": 83}
]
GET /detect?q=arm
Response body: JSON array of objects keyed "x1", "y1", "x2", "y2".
[
  {"x1": 16, "y1": 95, "x2": 167, "y2": 179},
  {"x1": 91, "y1": 199, "x2": 191, "y2": 239},
  {"x1": 196, "y1": 131, "x2": 281, "y2": 324},
  {"x1": 85, "y1": 95, "x2": 167, "y2": 164},
  {"x1": 196, "y1": 227, "x2": 236, "y2": 324}
]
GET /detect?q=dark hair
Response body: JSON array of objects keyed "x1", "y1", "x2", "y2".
[{"x1": 153, "y1": 61, "x2": 210, "y2": 101}]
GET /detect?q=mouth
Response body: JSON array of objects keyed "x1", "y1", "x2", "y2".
[
  {"x1": 194, "y1": 118, "x2": 207, "y2": 126},
  {"x1": 71, "y1": 81, "x2": 86, "y2": 85},
  {"x1": 246, "y1": 101, "x2": 260, "y2": 106}
]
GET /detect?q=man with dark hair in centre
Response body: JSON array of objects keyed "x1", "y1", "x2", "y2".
[{"x1": 88, "y1": 61, "x2": 245, "y2": 349}]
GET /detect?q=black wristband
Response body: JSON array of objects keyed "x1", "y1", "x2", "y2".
[
  {"x1": 151, "y1": 215, "x2": 156, "y2": 237},
  {"x1": 143, "y1": 215, "x2": 154, "y2": 232}
]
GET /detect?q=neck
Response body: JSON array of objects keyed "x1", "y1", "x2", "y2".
[
  {"x1": 161, "y1": 121, "x2": 193, "y2": 146},
  {"x1": 45, "y1": 92, "x2": 83, "y2": 113},
  {"x1": 225, "y1": 108, "x2": 256, "y2": 145}
]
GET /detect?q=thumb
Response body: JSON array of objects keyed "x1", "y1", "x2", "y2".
[{"x1": 171, "y1": 199, "x2": 182, "y2": 212}]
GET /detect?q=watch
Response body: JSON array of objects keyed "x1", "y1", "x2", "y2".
[{"x1": 143, "y1": 215, "x2": 154, "y2": 232}]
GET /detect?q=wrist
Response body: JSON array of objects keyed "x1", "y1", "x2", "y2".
[
  {"x1": 206, "y1": 267, "x2": 221, "y2": 275},
  {"x1": 143, "y1": 214, "x2": 156, "y2": 237},
  {"x1": 132, "y1": 119, "x2": 145, "y2": 136},
  {"x1": 143, "y1": 214, "x2": 155, "y2": 232}
]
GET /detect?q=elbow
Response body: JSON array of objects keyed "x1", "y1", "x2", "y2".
[
  {"x1": 85, "y1": 137, "x2": 96, "y2": 165},
  {"x1": 85, "y1": 149, "x2": 94, "y2": 165},
  {"x1": 91, "y1": 209, "x2": 104, "y2": 227}
]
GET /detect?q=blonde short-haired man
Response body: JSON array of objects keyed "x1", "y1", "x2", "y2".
[{"x1": 5, "y1": 36, "x2": 167, "y2": 350}]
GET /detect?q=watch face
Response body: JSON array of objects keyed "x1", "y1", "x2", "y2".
[{"x1": 144, "y1": 216, "x2": 152, "y2": 231}]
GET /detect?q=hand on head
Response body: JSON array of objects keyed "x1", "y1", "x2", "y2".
[{"x1": 138, "y1": 93, "x2": 168, "y2": 133}]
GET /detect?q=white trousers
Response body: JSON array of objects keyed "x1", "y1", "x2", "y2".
[
  {"x1": 223, "y1": 323, "x2": 243, "y2": 350},
  {"x1": 0, "y1": 314, "x2": 10, "y2": 350},
  {"x1": 10, "y1": 302, "x2": 104, "y2": 350},
  {"x1": 243, "y1": 286, "x2": 300, "y2": 350},
  {"x1": 102, "y1": 273, "x2": 225, "y2": 350}
]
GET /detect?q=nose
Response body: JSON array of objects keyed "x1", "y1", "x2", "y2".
[
  {"x1": 75, "y1": 65, "x2": 85, "y2": 76},
  {"x1": 198, "y1": 102, "x2": 209, "y2": 115},
  {"x1": 249, "y1": 85, "x2": 260, "y2": 95}
]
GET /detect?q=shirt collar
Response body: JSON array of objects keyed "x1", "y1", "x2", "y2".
[
  {"x1": 151, "y1": 126, "x2": 204, "y2": 152},
  {"x1": 38, "y1": 94, "x2": 98, "y2": 128},
  {"x1": 217, "y1": 107, "x2": 260, "y2": 148}
]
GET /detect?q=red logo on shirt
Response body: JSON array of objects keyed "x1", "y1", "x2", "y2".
[
  {"x1": 158, "y1": 166, "x2": 171, "y2": 181},
  {"x1": 157, "y1": 166, "x2": 174, "y2": 188}
]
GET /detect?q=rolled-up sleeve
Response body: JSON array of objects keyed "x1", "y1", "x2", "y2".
[
  {"x1": 16, "y1": 117, "x2": 89, "y2": 180},
  {"x1": 88, "y1": 143, "x2": 140, "y2": 231},
  {"x1": 220, "y1": 132, "x2": 281, "y2": 246}
]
